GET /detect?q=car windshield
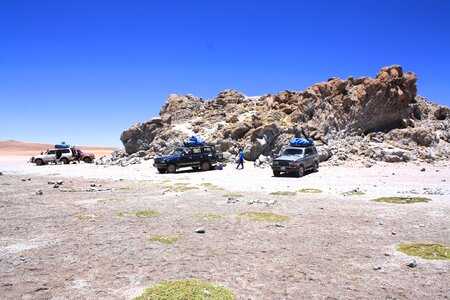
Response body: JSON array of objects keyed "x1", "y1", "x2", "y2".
[
  {"x1": 171, "y1": 148, "x2": 185, "y2": 157},
  {"x1": 283, "y1": 148, "x2": 304, "y2": 156}
]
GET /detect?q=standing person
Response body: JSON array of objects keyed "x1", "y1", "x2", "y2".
[{"x1": 236, "y1": 149, "x2": 244, "y2": 169}]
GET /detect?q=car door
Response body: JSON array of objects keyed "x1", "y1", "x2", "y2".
[
  {"x1": 45, "y1": 150, "x2": 56, "y2": 163},
  {"x1": 202, "y1": 147, "x2": 214, "y2": 163},
  {"x1": 304, "y1": 148, "x2": 313, "y2": 168},
  {"x1": 190, "y1": 147, "x2": 202, "y2": 166},
  {"x1": 178, "y1": 149, "x2": 192, "y2": 167}
]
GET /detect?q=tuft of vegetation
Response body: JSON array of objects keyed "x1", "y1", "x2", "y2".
[
  {"x1": 76, "y1": 214, "x2": 98, "y2": 220},
  {"x1": 148, "y1": 235, "x2": 179, "y2": 244},
  {"x1": 194, "y1": 213, "x2": 225, "y2": 221},
  {"x1": 298, "y1": 188, "x2": 322, "y2": 193},
  {"x1": 222, "y1": 193, "x2": 244, "y2": 198},
  {"x1": 163, "y1": 183, "x2": 199, "y2": 192},
  {"x1": 238, "y1": 212, "x2": 289, "y2": 222},
  {"x1": 371, "y1": 197, "x2": 431, "y2": 204},
  {"x1": 200, "y1": 182, "x2": 224, "y2": 190},
  {"x1": 133, "y1": 279, "x2": 235, "y2": 300},
  {"x1": 342, "y1": 189, "x2": 365, "y2": 196},
  {"x1": 117, "y1": 210, "x2": 159, "y2": 218},
  {"x1": 269, "y1": 191, "x2": 296, "y2": 196},
  {"x1": 397, "y1": 243, "x2": 450, "y2": 260},
  {"x1": 97, "y1": 198, "x2": 124, "y2": 203}
]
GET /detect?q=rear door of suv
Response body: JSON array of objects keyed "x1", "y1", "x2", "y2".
[{"x1": 304, "y1": 147, "x2": 314, "y2": 168}]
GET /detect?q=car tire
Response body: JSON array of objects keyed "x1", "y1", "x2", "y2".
[
  {"x1": 167, "y1": 164, "x2": 177, "y2": 173},
  {"x1": 200, "y1": 161, "x2": 211, "y2": 171},
  {"x1": 61, "y1": 158, "x2": 69, "y2": 164},
  {"x1": 273, "y1": 170, "x2": 281, "y2": 177},
  {"x1": 313, "y1": 161, "x2": 319, "y2": 172},
  {"x1": 35, "y1": 159, "x2": 44, "y2": 166},
  {"x1": 297, "y1": 165, "x2": 305, "y2": 177},
  {"x1": 157, "y1": 168, "x2": 167, "y2": 174},
  {"x1": 83, "y1": 157, "x2": 92, "y2": 163}
]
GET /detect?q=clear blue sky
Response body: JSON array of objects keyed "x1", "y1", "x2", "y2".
[{"x1": 1, "y1": 1, "x2": 449, "y2": 147}]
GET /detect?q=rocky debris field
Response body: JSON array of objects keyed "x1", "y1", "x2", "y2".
[
  {"x1": 113, "y1": 65, "x2": 449, "y2": 168},
  {"x1": 0, "y1": 161, "x2": 449, "y2": 299}
]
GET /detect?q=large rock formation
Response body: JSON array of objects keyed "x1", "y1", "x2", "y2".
[{"x1": 118, "y1": 65, "x2": 450, "y2": 165}]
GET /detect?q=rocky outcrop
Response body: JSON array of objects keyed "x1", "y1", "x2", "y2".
[{"x1": 117, "y1": 65, "x2": 449, "y2": 165}]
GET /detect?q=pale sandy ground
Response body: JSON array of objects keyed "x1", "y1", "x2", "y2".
[{"x1": 0, "y1": 157, "x2": 449, "y2": 299}]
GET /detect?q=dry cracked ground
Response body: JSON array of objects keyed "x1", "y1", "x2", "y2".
[{"x1": 0, "y1": 162, "x2": 449, "y2": 299}]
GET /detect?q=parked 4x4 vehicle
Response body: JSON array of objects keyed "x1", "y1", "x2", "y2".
[
  {"x1": 153, "y1": 145, "x2": 223, "y2": 173},
  {"x1": 30, "y1": 148, "x2": 95, "y2": 165},
  {"x1": 271, "y1": 145, "x2": 319, "y2": 177}
]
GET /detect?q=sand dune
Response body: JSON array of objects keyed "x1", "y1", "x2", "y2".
[{"x1": 0, "y1": 140, "x2": 118, "y2": 157}]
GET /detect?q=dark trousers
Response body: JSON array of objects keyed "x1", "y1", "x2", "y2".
[{"x1": 236, "y1": 159, "x2": 244, "y2": 169}]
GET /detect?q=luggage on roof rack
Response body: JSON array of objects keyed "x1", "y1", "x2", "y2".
[
  {"x1": 183, "y1": 136, "x2": 204, "y2": 147},
  {"x1": 55, "y1": 141, "x2": 70, "y2": 149},
  {"x1": 290, "y1": 138, "x2": 314, "y2": 147}
]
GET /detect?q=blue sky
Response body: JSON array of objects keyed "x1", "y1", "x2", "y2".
[{"x1": 1, "y1": 1, "x2": 449, "y2": 147}]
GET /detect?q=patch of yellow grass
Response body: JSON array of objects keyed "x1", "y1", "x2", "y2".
[
  {"x1": 194, "y1": 213, "x2": 225, "y2": 221},
  {"x1": 398, "y1": 243, "x2": 449, "y2": 260},
  {"x1": 238, "y1": 212, "x2": 289, "y2": 222}
]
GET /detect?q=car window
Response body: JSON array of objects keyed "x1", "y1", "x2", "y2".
[
  {"x1": 62, "y1": 149, "x2": 70, "y2": 153},
  {"x1": 171, "y1": 148, "x2": 185, "y2": 156},
  {"x1": 202, "y1": 147, "x2": 212, "y2": 153},
  {"x1": 192, "y1": 148, "x2": 201, "y2": 154},
  {"x1": 311, "y1": 148, "x2": 318, "y2": 154},
  {"x1": 47, "y1": 150, "x2": 56, "y2": 155},
  {"x1": 283, "y1": 148, "x2": 303, "y2": 156}
]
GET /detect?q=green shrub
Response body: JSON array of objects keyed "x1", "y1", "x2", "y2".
[
  {"x1": 371, "y1": 197, "x2": 431, "y2": 204},
  {"x1": 298, "y1": 188, "x2": 322, "y2": 193},
  {"x1": 133, "y1": 279, "x2": 235, "y2": 300},
  {"x1": 398, "y1": 243, "x2": 449, "y2": 260},
  {"x1": 238, "y1": 212, "x2": 289, "y2": 222},
  {"x1": 148, "y1": 235, "x2": 179, "y2": 244},
  {"x1": 117, "y1": 210, "x2": 159, "y2": 218},
  {"x1": 269, "y1": 191, "x2": 296, "y2": 196}
]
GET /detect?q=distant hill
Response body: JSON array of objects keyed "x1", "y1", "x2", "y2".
[{"x1": 0, "y1": 140, "x2": 119, "y2": 157}]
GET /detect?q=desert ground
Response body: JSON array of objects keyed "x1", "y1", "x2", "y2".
[
  {"x1": 0, "y1": 152, "x2": 449, "y2": 299},
  {"x1": 0, "y1": 140, "x2": 118, "y2": 157}
]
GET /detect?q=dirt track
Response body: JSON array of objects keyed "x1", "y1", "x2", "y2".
[{"x1": 0, "y1": 159, "x2": 449, "y2": 299}]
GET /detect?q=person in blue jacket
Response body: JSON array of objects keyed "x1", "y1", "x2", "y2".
[{"x1": 236, "y1": 149, "x2": 244, "y2": 169}]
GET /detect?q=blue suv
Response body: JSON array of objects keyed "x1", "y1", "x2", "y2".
[{"x1": 153, "y1": 145, "x2": 223, "y2": 173}]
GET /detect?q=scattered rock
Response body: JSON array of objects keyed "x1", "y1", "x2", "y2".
[
  {"x1": 420, "y1": 168, "x2": 426, "y2": 172},
  {"x1": 406, "y1": 260, "x2": 417, "y2": 268},
  {"x1": 0, "y1": 172, "x2": 3, "y2": 176},
  {"x1": 275, "y1": 224, "x2": 285, "y2": 228},
  {"x1": 373, "y1": 266, "x2": 382, "y2": 271},
  {"x1": 227, "y1": 197, "x2": 238, "y2": 204},
  {"x1": 378, "y1": 220, "x2": 384, "y2": 225},
  {"x1": 48, "y1": 181, "x2": 55, "y2": 184},
  {"x1": 391, "y1": 231, "x2": 396, "y2": 235},
  {"x1": 195, "y1": 227, "x2": 205, "y2": 234},
  {"x1": 35, "y1": 189, "x2": 43, "y2": 195},
  {"x1": 56, "y1": 180, "x2": 64, "y2": 185},
  {"x1": 53, "y1": 184, "x2": 59, "y2": 188},
  {"x1": 418, "y1": 224, "x2": 425, "y2": 227}
]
